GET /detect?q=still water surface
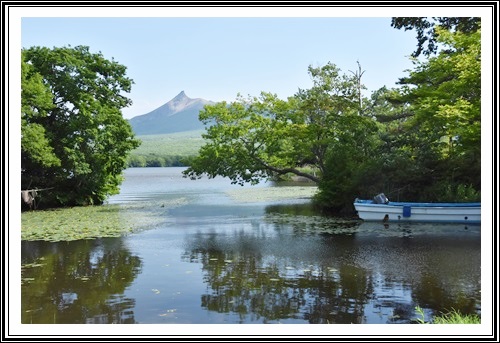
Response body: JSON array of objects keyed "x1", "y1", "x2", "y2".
[{"x1": 21, "y1": 167, "x2": 481, "y2": 324}]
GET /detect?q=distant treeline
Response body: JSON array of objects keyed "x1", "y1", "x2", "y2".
[
  {"x1": 126, "y1": 130, "x2": 203, "y2": 167},
  {"x1": 127, "y1": 154, "x2": 196, "y2": 167}
]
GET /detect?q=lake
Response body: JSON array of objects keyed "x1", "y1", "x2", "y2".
[{"x1": 21, "y1": 167, "x2": 481, "y2": 325}]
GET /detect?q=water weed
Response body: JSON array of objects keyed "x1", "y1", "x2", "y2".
[
  {"x1": 21, "y1": 197, "x2": 187, "y2": 242},
  {"x1": 413, "y1": 306, "x2": 480, "y2": 324}
]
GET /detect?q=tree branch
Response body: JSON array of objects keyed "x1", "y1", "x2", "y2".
[
  {"x1": 375, "y1": 112, "x2": 414, "y2": 123},
  {"x1": 253, "y1": 156, "x2": 320, "y2": 183}
]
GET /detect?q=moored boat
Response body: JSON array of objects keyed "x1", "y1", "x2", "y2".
[{"x1": 353, "y1": 194, "x2": 480, "y2": 224}]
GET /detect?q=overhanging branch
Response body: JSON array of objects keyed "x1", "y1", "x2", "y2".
[{"x1": 254, "y1": 156, "x2": 320, "y2": 183}]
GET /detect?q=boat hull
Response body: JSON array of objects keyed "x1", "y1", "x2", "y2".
[{"x1": 353, "y1": 200, "x2": 480, "y2": 224}]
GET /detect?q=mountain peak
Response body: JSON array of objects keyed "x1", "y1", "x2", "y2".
[
  {"x1": 167, "y1": 91, "x2": 194, "y2": 112},
  {"x1": 129, "y1": 92, "x2": 215, "y2": 135},
  {"x1": 173, "y1": 90, "x2": 188, "y2": 100}
]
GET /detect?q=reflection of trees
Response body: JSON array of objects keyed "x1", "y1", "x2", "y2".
[
  {"x1": 21, "y1": 238, "x2": 142, "y2": 324},
  {"x1": 351, "y1": 223, "x2": 481, "y2": 321},
  {"x1": 182, "y1": 229, "x2": 372, "y2": 324},
  {"x1": 408, "y1": 237, "x2": 481, "y2": 317},
  {"x1": 183, "y1": 213, "x2": 481, "y2": 324}
]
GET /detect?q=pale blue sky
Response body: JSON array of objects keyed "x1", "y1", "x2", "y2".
[
  {"x1": 21, "y1": 16, "x2": 420, "y2": 119},
  {"x1": 9, "y1": 6, "x2": 496, "y2": 337}
]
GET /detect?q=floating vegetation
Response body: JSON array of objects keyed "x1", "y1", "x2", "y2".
[
  {"x1": 21, "y1": 197, "x2": 188, "y2": 242},
  {"x1": 226, "y1": 186, "x2": 317, "y2": 203}
]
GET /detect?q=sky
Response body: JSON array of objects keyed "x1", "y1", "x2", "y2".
[
  {"x1": 8, "y1": 4, "x2": 496, "y2": 338},
  {"x1": 20, "y1": 11, "x2": 423, "y2": 119},
  {"x1": 17, "y1": 6, "x2": 491, "y2": 120}
]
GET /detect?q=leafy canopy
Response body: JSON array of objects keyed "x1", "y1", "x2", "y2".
[
  {"x1": 21, "y1": 45, "x2": 140, "y2": 208},
  {"x1": 391, "y1": 17, "x2": 480, "y2": 57},
  {"x1": 377, "y1": 20, "x2": 481, "y2": 202},
  {"x1": 184, "y1": 62, "x2": 378, "y2": 190}
]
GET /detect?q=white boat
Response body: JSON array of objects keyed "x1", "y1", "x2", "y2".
[{"x1": 353, "y1": 194, "x2": 480, "y2": 224}]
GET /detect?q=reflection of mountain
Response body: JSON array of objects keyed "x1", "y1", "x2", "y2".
[{"x1": 21, "y1": 238, "x2": 142, "y2": 324}]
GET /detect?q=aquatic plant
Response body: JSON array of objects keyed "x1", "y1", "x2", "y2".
[
  {"x1": 414, "y1": 306, "x2": 480, "y2": 324},
  {"x1": 432, "y1": 309, "x2": 481, "y2": 324},
  {"x1": 21, "y1": 197, "x2": 187, "y2": 241}
]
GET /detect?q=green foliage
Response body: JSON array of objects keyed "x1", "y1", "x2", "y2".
[
  {"x1": 305, "y1": 64, "x2": 381, "y2": 211},
  {"x1": 184, "y1": 63, "x2": 367, "y2": 187},
  {"x1": 185, "y1": 92, "x2": 316, "y2": 185},
  {"x1": 413, "y1": 306, "x2": 480, "y2": 324},
  {"x1": 432, "y1": 309, "x2": 481, "y2": 324},
  {"x1": 21, "y1": 54, "x2": 60, "y2": 168},
  {"x1": 381, "y1": 23, "x2": 481, "y2": 202},
  {"x1": 21, "y1": 45, "x2": 140, "y2": 208},
  {"x1": 414, "y1": 306, "x2": 427, "y2": 324},
  {"x1": 391, "y1": 17, "x2": 480, "y2": 57}
]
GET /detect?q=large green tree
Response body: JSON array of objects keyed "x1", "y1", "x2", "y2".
[
  {"x1": 21, "y1": 53, "x2": 60, "y2": 169},
  {"x1": 381, "y1": 21, "x2": 481, "y2": 201},
  {"x1": 184, "y1": 92, "x2": 313, "y2": 185},
  {"x1": 183, "y1": 62, "x2": 377, "y2": 188},
  {"x1": 21, "y1": 46, "x2": 140, "y2": 208}
]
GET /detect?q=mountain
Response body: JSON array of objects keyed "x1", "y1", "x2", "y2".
[{"x1": 129, "y1": 91, "x2": 214, "y2": 135}]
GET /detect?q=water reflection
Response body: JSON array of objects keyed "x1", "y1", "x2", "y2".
[
  {"x1": 20, "y1": 209, "x2": 480, "y2": 324},
  {"x1": 181, "y1": 211, "x2": 480, "y2": 324},
  {"x1": 21, "y1": 238, "x2": 142, "y2": 324},
  {"x1": 182, "y1": 231, "x2": 371, "y2": 324},
  {"x1": 20, "y1": 168, "x2": 481, "y2": 324}
]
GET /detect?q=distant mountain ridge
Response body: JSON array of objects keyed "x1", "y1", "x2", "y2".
[{"x1": 129, "y1": 91, "x2": 214, "y2": 135}]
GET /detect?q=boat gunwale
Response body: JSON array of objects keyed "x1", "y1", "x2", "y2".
[{"x1": 354, "y1": 200, "x2": 480, "y2": 208}]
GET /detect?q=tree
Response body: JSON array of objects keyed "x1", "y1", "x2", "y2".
[
  {"x1": 21, "y1": 46, "x2": 140, "y2": 208},
  {"x1": 21, "y1": 53, "x2": 60, "y2": 169},
  {"x1": 391, "y1": 17, "x2": 480, "y2": 57},
  {"x1": 183, "y1": 62, "x2": 371, "y2": 187},
  {"x1": 185, "y1": 92, "x2": 314, "y2": 185},
  {"x1": 381, "y1": 22, "x2": 481, "y2": 201}
]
